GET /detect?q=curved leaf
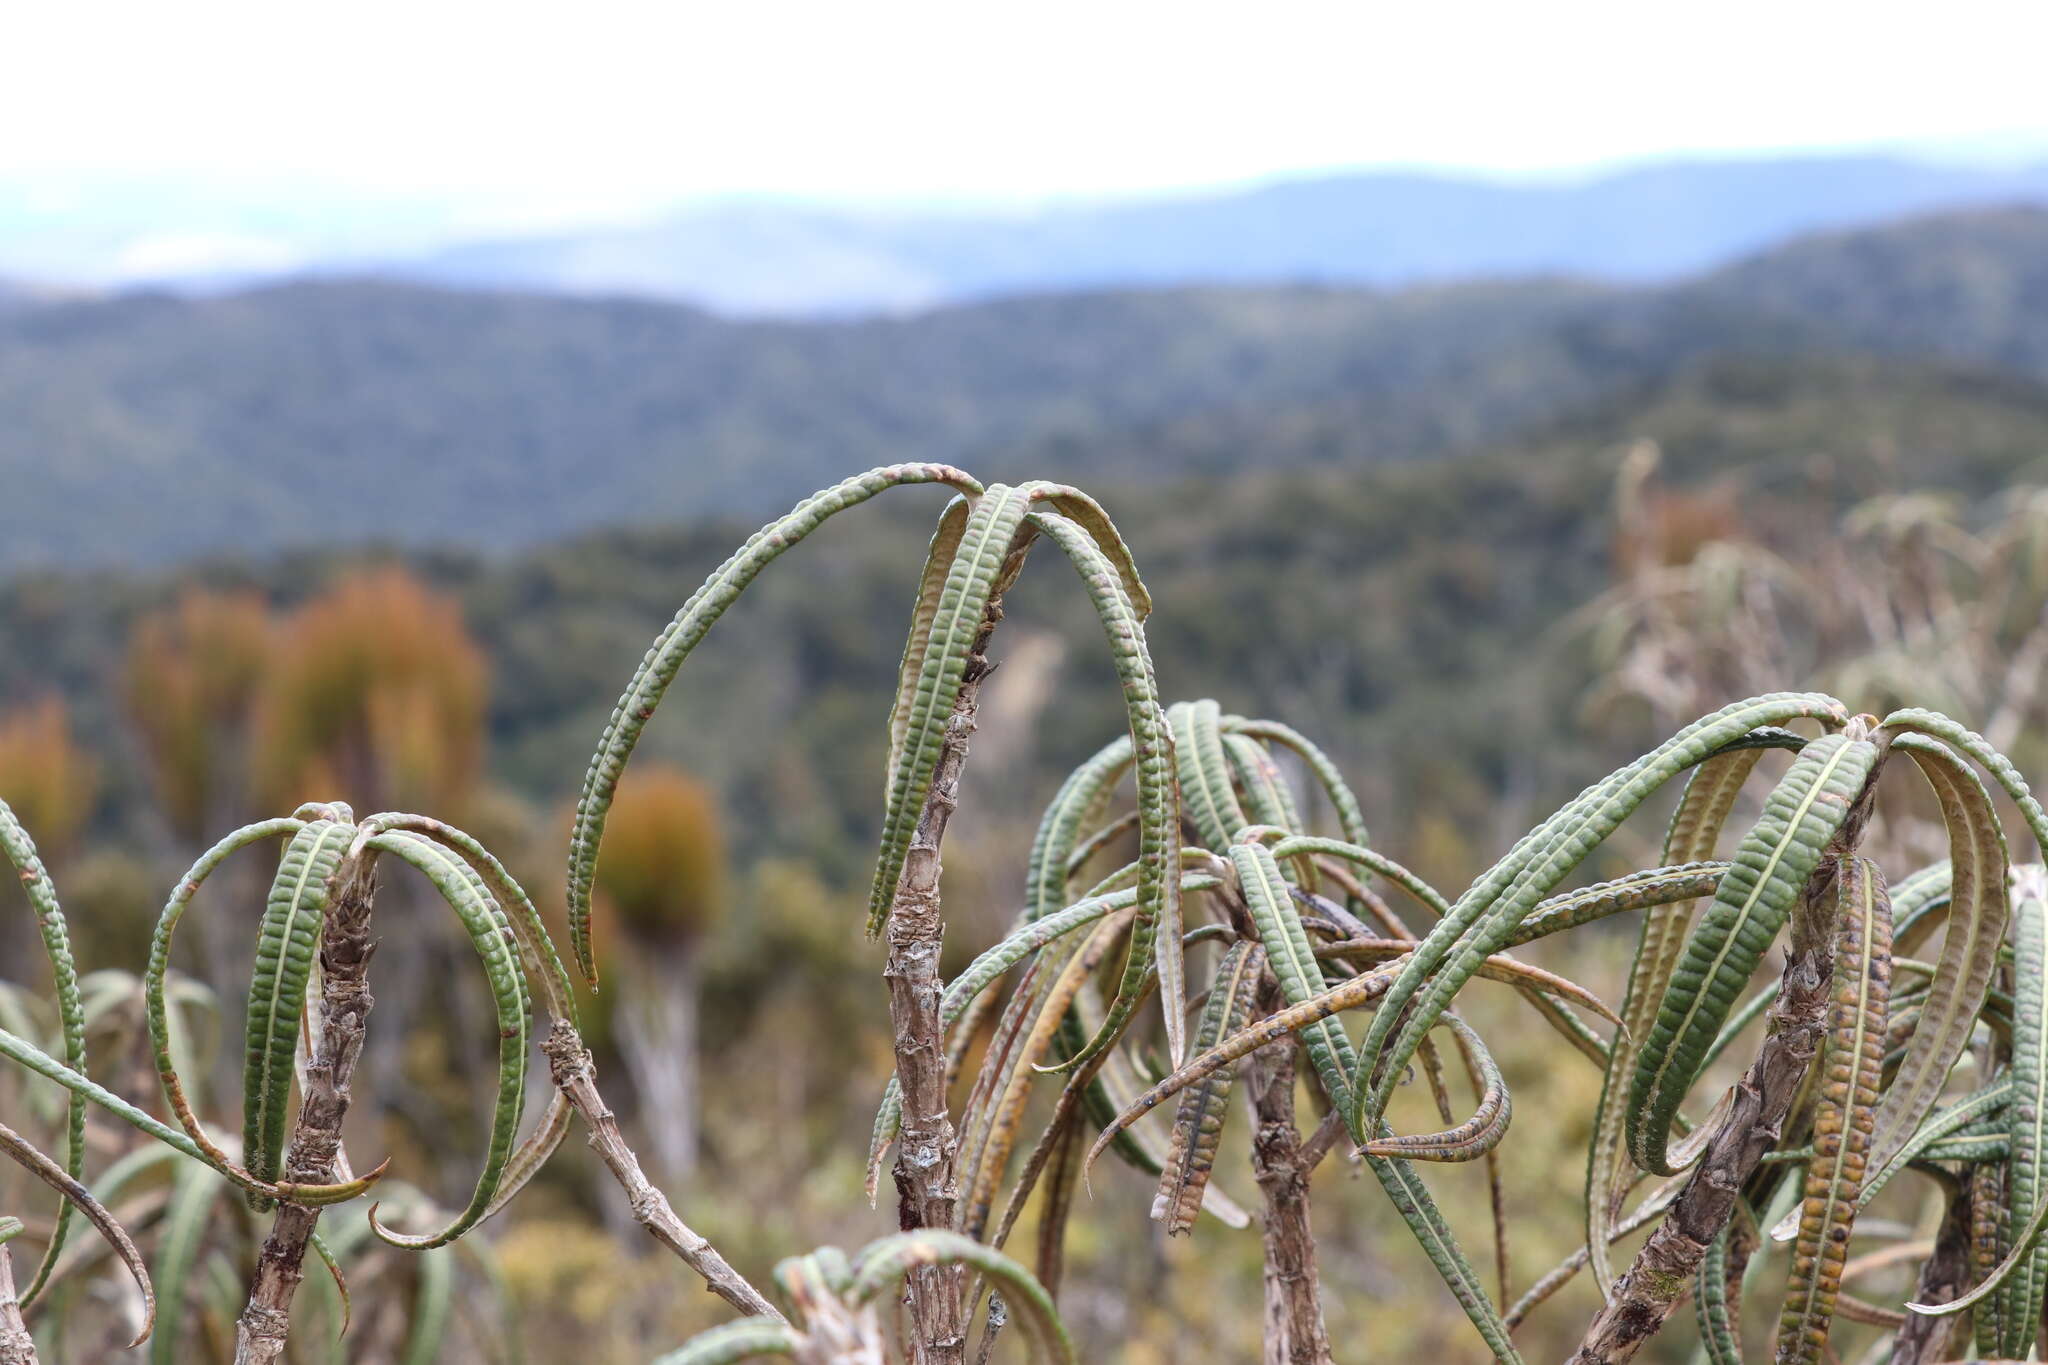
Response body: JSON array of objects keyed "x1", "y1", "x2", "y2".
[
  {"x1": 0, "y1": 1118, "x2": 155, "y2": 1347},
  {"x1": 1356, "y1": 693, "x2": 1847, "y2": 1142},
  {"x1": 1223, "y1": 716, "x2": 1372, "y2": 851},
  {"x1": 651, "y1": 1318, "x2": 802, "y2": 1364},
  {"x1": 243, "y1": 818, "x2": 354, "y2": 1205},
  {"x1": 1026, "y1": 510, "x2": 1181, "y2": 1068},
  {"x1": 361, "y1": 830, "x2": 528, "y2": 1248},
  {"x1": 0, "y1": 797, "x2": 89, "y2": 1307},
  {"x1": 1510, "y1": 862, "x2": 1729, "y2": 947},
  {"x1": 566, "y1": 462, "x2": 980, "y2": 984},
  {"x1": 886, "y1": 494, "x2": 971, "y2": 783},
  {"x1": 1022, "y1": 482, "x2": 1153, "y2": 618},
  {"x1": 1996, "y1": 863, "x2": 2048, "y2": 1354},
  {"x1": 869, "y1": 484, "x2": 1034, "y2": 935},
  {"x1": 1232, "y1": 839, "x2": 1354, "y2": 1111},
  {"x1": 1628, "y1": 731, "x2": 1877, "y2": 1175},
  {"x1": 1361, "y1": 1016, "x2": 1510, "y2": 1164},
  {"x1": 1173, "y1": 701, "x2": 1246, "y2": 853},
  {"x1": 848, "y1": 1231, "x2": 1076, "y2": 1364},
  {"x1": 1024, "y1": 736, "x2": 1131, "y2": 922},
  {"x1": 147, "y1": 817, "x2": 357, "y2": 1193},
  {"x1": 1152, "y1": 941, "x2": 1261, "y2": 1234},
  {"x1": 1223, "y1": 733, "x2": 1305, "y2": 838},
  {"x1": 1867, "y1": 735, "x2": 2010, "y2": 1175},
  {"x1": 362, "y1": 813, "x2": 578, "y2": 1027},
  {"x1": 1861, "y1": 1078, "x2": 2013, "y2": 1210}
]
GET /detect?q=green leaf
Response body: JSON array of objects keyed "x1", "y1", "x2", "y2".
[
  {"x1": 1027, "y1": 510, "x2": 1181, "y2": 1068},
  {"x1": 362, "y1": 830, "x2": 529, "y2": 1249},
  {"x1": 1628, "y1": 730, "x2": 1877, "y2": 1176},
  {"x1": 1223, "y1": 716, "x2": 1372, "y2": 851},
  {"x1": 566, "y1": 463, "x2": 980, "y2": 985},
  {"x1": 1173, "y1": 701, "x2": 1246, "y2": 853},
  {"x1": 1997, "y1": 863, "x2": 2048, "y2": 1354},
  {"x1": 1590, "y1": 740, "x2": 1769, "y2": 1298},
  {"x1": 886, "y1": 494, "x2": 971, "y2": 784},
  {"x1": 147, "y1": 817, "x2": 385, "y2": 1202},
  {"x1": 242, "y1": 818, "x2": 354, "y2": 1206},
  {"x1": 1024, "y1": 737, "x2": 1132, "y2": 923},
  {"x1": 849, "y1": 1231, "x2": 1076, "y2": 1364},
  {"x1": 1866, "y1": 735, "x2": 2010, "y2": 1176},
  {"x1": 651, "y1": 1318, "x2": 802, "y2": 1364},
  {"x1": 1361, "y1": 1016, "x2": 1510, "y2": 1164},
  {"x1": 0, "y1": 796, "x2": 89, "y2": 1305},
  {"x1": 1355, "y1": 693, "x2": 1847, "y2": 1143},
  {"x1": 1859, "y1": 1078, "x2": 2011, "y2": 1210},
  {"x1": 869, "y1": 485, "x2": 1034, "y2": 936},
  {"x1": 1232, "y1": 839, "x2": 1354, "y2": 1112}
]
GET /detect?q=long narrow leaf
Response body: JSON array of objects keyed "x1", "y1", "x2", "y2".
[
  {"x1": 566, "y1": 462, "x2": 980, "y2": 984},
  {"x1": 0, "y1": 797, "x2": 89, "y2": 1306},
  {"x1": 1628, "y1": 731, "x2": 1878, "y2": 1175}
]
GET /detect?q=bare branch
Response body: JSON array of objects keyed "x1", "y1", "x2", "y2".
[
  {"x1": 1246, "y1": 993, "x2": 1332, "y2": 1365},
  {"x1": 541, "y1": 1021, "x2": 781, "y2": 1320},
  {"x1": 885, "y1": 576, "x2": 1012, "y2": 1364},
  {"x1": 0, "y1": 1241, "x2": 35, "y2": 1365}
]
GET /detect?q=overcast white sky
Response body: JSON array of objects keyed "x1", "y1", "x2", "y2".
[{"x1": 7, "y1": 0, "x2": 2047, "y2": 220}]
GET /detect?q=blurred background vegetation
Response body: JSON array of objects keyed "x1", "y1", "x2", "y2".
[{"x1": 6, "y1": 199, "x2": 2048, "y2": 1359}]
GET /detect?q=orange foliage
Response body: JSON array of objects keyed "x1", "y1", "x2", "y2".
[
  {"x1": 1611, "y1": 440, "x2": 1744, "y2": 574},
  {"x1": 123, "y1": 588, "x2": 274, "y2": 838},
  {"x1": 252, "y1": 567, "x2": 487, "y2": 814},
  {"x1": 591, "y1": 765, "x2": 727, "y2": 944},
  {"x1": 0, "y1": 697, "x2": 98, "y2": 858}
]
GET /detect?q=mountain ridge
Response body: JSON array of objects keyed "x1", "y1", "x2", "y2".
[
  {"x1": 11, "y1": 153, "x2": 2048, "y2": 315},
  {"x1": 8, "y1": 205, "x2": 2048, "y2": 571}
]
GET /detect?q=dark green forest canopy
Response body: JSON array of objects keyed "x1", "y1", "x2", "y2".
[{"x1": 6, "y1": 206, "x2": 2048, "y2": 569}]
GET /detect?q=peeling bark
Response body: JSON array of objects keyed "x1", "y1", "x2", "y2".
[
  {"x1": 1889, "y1": 1172, "x2": 1973, "y2": 1365},
  {"x1": 885, "y1": 542, "x2": 1026, "y2": 1365},
  {"x1": 1246, "y1": 987, "x2": 1332, "y2": 1365},
  {"x1": 1569, "y1": 859, "x2": 1843, "y2": 1364},
  {"x1": 0, "y1": 1243, "x2": 36, "y2": 1365}
]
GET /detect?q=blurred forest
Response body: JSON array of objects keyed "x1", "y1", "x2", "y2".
[
  {"x1": 3, "y1": 207, "x2": 2048, "y2": 569},
  {"x1": 6, "y1": 203, "x2": 2048, "y2": 1359}
]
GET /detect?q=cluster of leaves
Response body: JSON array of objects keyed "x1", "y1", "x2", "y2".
[
  {"x1": 15, "y1": 458, "x2": 2048, "y2": 1364},
  {"x1": 603, "y1": 468, "x2": 2048, "y2": 1361}
]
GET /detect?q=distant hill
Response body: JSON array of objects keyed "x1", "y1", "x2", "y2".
[
  {"x1": 12, "y1": 343, "x2": 2048, "y2": 857},
  {"x1": 9, "y1": 207, "x2": 2048, "y2": 570},
  {"x1": 10, "y1": 154, "x2": 2048, "y2": 315},
  {"x1": 389, "y1": 155, "x2": 2048, "y2": 314}
]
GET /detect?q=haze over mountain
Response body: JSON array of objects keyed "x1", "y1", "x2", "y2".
[
  {"x1": 6, "y1": 205, "x2": 2048, "y2": 571},
  {"x1": 8, "y1": 153, "x2": 2048, "y2": 315},
  {"x1": 395, "y1": 154, "x2": 2048, "y2": 314}
]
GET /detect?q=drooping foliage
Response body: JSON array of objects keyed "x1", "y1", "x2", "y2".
[{"x1": 12, "y1": 460, "x2": 2048, "y2": 1363}]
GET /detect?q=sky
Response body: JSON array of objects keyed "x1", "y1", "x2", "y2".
[{"x1": 8, "y1": 0, "x2": 2048, "y2": 231}]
